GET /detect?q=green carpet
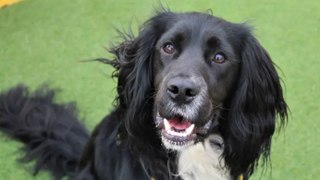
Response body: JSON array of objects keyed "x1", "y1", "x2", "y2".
[{"x1": 0, "y1": 0, "x2": 319, "y2": 179}]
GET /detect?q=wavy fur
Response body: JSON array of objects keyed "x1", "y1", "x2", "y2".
[{"x1": 0, "y1": 10, "x2": 287, "y2": 180}]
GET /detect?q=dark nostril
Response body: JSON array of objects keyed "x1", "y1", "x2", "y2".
[
  {"x1": 167, "y1": 85, "x2": 179, "y2": 94},
  {"x1": 185, "y1": 88, "x2": 197, "y2": 97}
]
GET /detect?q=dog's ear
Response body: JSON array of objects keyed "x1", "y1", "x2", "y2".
[
  {"x1": 107, "y1": 12, "x2": 175, "y2": 147},
  {"x1": 222, "y1": 29, "x2": 288, "y2": 177}
]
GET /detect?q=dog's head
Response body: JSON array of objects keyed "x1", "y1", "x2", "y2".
[
  {"x1": 153, "y1": 13, "x2": 241, "y2": 151},
  {"x1": 107, "y1": 11, "x2": 287, "y2": 177}
]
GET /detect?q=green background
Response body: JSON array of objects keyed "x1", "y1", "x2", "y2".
[{"x1": 0, "y1": 0, "x2": 319, "y2": 179}]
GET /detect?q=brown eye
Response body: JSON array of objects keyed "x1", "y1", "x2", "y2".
[
  {"x1": 212, "y1": 53, "x2": 226, "y2": 64},
  {"x1": 162, "y1": 43, "x2": 175, "y2": 54}
]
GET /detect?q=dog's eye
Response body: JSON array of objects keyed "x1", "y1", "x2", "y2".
[
  {"x1": 162, "y1": 43, "x2": 176, "y2": 54},
  {"x1": 212, "y1": 53, "x2": 226, "y2": 64}
]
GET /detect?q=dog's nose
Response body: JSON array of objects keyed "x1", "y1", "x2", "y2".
[{"x1": 167, "y1": 77, "x2": 200, "y2": 104}]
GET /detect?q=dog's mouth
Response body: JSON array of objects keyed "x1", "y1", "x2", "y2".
[{"x1": 156, "y1": 113, "x2": 213, "y2": 151}]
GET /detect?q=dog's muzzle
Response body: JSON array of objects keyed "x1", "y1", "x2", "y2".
[{"x1": 155, "y1": 75, "x2": 218, "y2": 151}]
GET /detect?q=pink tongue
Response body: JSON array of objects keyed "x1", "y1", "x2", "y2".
[{"x1": 168, "y1": 117, "x2": 192, "y2": 130}]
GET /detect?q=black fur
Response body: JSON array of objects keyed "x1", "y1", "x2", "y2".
[
  {"x1": 0, "y1": 10, "x2": 287, "y2": 180},
  {"x1": 0, "y1": 85, "x2": 89, "y2": 179}
]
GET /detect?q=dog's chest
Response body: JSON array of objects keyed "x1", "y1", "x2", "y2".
[{"x1": 177, "y1": 135, "x2": 231, "y2": 180}]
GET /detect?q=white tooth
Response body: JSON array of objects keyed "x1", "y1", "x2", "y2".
[
  {"x1": 169, "y1": 129, "x2": 175, "y2": 136},
  {"x1": 164, "y1": 119, "x2": 171, "y2": 131},
  {"x1": 169, "y1": 129, "x2": 176, "y2": 136},
  {"x1": 172, "y1": 130, "x2": 178, "y2": 136},
  {"x1": 178, "y1": 131, "x2": 185, "y2": 137},
  {"x1": 182, "y1": 132, "x2": 187, "y2": 137},
  {"x1": 171, "y1": 130, "x2": 185, "y2": 137},
  {"x1": 185, "y1": 124, "x2": 195, "y2": 135}
]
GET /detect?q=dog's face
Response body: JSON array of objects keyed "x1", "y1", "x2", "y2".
[{"x1": 153, "y1": 14, "x2": 240, "y2": 151}]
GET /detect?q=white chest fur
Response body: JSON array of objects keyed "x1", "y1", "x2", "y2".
[{"x1": 178, "y1": 135, "x2": 231, "y2": 180}]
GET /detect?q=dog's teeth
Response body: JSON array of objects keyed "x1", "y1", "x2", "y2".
[
  {"x1": 164, "y1": 119, "x2": 194, "y2": 137},
  {"x1": 170, "y1": 130, "x2": 178, "y2": 136},
  {"x1": 164, "y1": 119, "x2": 171, "y2": 131},
  {"x1": 185, "y1": 124, "x2": 195, "y2": 135}
]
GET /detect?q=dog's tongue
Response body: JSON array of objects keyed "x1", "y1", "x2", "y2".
[{"x1": 168, "y1": 117, "x2": 192, "y2": 130}]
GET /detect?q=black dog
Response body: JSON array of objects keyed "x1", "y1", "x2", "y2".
[{"x1": 0, "y1": 10, "x2": 288, "y2": 180}]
